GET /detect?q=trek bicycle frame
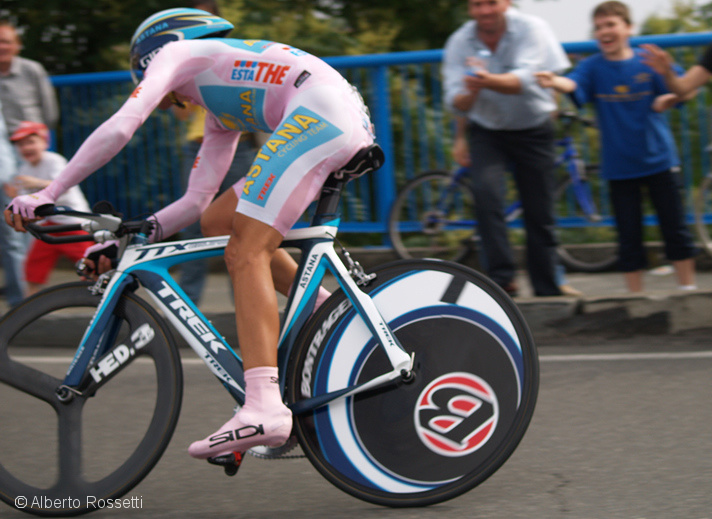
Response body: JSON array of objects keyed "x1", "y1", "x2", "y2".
[{"x1": 57, "y1": 217, "x2": 413, "y2": 415}]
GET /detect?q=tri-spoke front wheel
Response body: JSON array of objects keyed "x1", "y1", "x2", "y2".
[{"x1": 0, "y1": 283, "x2": 182, "y2": 516}]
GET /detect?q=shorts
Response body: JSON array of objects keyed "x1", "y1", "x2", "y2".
[{"x1": 231, "y1": 83, "x2": 374, "y2": 235}]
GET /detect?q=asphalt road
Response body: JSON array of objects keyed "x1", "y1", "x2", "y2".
[{"x1": 2, "y1": 331, "x2": 711, "y2": 519}]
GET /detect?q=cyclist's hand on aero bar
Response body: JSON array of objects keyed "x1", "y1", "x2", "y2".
[
  {"x1": 3, "y1": 190, "x2": 56, "y2": 232},
  {"x1": 77, "y1": 240, "x2": 119, "y2": 280}
]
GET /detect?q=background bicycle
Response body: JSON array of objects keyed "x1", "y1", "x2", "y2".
[
  {"x1": 694, "y1": 143, "x2": 712, "y2": 259},
  {"x1": 389, "y1": 111, "x2": 618, "y2": 273},
  {"x1": 0, "y1": 145, "x2": 539, "y2": 516}
]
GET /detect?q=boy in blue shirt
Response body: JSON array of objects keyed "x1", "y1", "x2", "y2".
[{"x1": 536, "y1": 0, "x2": 697, "y2": 293}]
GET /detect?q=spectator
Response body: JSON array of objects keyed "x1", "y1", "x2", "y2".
[
  {"x1": 8, "y1": 121, "x2": 91, "y2": 296},
  {"x1": 0, "y1": 20, "x2": 59, "y2": 134},
  {"x1": 442, "y1": 0, "x2": 570, "y2": 296},
  {"x1": 536, "y1": 1, "x2": 697, "y2": 293},
  {"x1": 173, "y1": 0, "x2": 257, "y2": 305},
  {"x1": 0, "y1": 102, "x2": 26, "y2": 307}
]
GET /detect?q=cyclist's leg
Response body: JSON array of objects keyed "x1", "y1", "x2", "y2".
[
  {"x1": 201, "y1": 180, "x2": 330, "y2": 300},
  {"x1": 188, "y1": 215, "x2": 292, "y2": 459}
]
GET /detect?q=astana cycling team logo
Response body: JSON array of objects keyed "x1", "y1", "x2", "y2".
[{"x1": 414, "y1": 372, "x2": 499, "y2": 457}]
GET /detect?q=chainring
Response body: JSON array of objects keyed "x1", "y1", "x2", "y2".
[{"x1": 247, "y1": 435, "x2": 301, "y2": 459}]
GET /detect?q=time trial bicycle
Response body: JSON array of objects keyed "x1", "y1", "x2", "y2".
[
  {"x1": 388, "y1": 112, "x2": 618, "y2": 272},
  {"x1": 0, "y1": 144, "x2": 538, "y2": 516}
]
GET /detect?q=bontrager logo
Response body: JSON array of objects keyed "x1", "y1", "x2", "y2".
[
  {"x1": 301, "y1": 299, "x2": 351, "y2": 397},
  {"x1": 414, "y1": 372, "x2": 499, "y2": 457}
]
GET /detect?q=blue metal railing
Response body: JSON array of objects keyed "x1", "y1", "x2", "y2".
[{"x1": 50, "y1": 32, "x2": 712, "y2": 234}]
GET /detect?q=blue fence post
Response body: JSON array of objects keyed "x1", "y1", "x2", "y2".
[{"x1": 370, "y1": 65, "x2": 397, "y2": 233}]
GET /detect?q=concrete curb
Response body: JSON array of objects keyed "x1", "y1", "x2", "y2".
[{"x1": 516, "y1": 289, "x2": 712, "y2": 339}]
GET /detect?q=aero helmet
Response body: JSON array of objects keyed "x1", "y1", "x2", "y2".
[{"x1": 129, "y1": 8, "x2": 233, "y2": 84}]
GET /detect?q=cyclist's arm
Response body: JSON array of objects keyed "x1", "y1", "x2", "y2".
[
  {"x1": 150, "y1": 114, "x2": 240, "y2": 240},
  {"x1": 43, "y1": 74, "x2": 179, "y2": 203},
  {"x1": 4, "y1": 42, "x2": 210, "y2": 230}
]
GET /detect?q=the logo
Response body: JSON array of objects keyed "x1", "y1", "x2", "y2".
[
  {"x1": 635, "y1": 72, "x2": 652, "y2": 84},
  {"x1": 88, "y1": 324, "x2": 155, "y2": 383},
  {"x1": 139, "y1": 47, "x2": 162, "y2": 70},
  {"x1": 231, "y1": 60, "x2": 291, "y2": 85},
  {"x1": 209, "y1": 424, "x2": 265, "y2": 448},
  {"x1": 414, "y1": 372, "x2": 499, "y2": 457},
  {"x1": 241, "y1": 107, "x2": 343, "y2": 204},
  {"x1": 294, "y1": 70, "x2": 311, "y2": 88},
  {"x1": 300, "y1": 299, "x2": 351, "y2": 397}
]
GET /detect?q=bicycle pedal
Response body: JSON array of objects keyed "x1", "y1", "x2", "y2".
[{"x1": 207, "y1": 451, "x2": 243, "y2": 476}]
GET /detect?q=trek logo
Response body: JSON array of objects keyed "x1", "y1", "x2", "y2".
[
  {"x1": 89, "y1": 324, "x2": 155, "y2": 383},
  {"x1": 231, "y1": 61, "x2": 291, "y2": 85},
  {"x1": 258, "y1": 173, "x2": 276, "y2": 202},
  {"x1": 130, "y1": 86, "x2": 142, "y2": 99},
  {"x1": 414, "y1": 372, "x2": 499, "y2": 457},
  {"x1": 209, "y1": 424, "x2": 265, "y2": 448},
  {"x1": 156, "y1": 281, "x2": 226, "y2": 355}
]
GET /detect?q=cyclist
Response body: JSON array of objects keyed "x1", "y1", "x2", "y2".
[{"x1": 3, "y1": 8, "x2": 375, "y2": 459}]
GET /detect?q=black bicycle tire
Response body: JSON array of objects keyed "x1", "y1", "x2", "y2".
[
  {"x1": 0, "y1": 282, "x2": 183, "y2": 517},
  {"x1": 286, "y1": 259, "x2": 538, "y2": 507},
  {"x1": 694, "y1": 174, "x2": 712, "y2": 258},
  {"x1": 555, "y1": 178, "x2": 619, "y2": 272},
  {"x1": 388, "y1": 172, "x2": 476, "y2": 262}
]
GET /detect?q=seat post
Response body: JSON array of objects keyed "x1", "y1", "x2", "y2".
[{"x1": 311, "y1": 174, "x2": 347, "y2": 226}]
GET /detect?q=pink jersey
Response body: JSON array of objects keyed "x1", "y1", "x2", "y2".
[{"x1": 20, "y1": 38, "x2": 375, "y2": 237}]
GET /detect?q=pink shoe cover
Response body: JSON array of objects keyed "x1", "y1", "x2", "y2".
[
  {"x1": 188, "y1": 406, "x2": 292, "y2": 459},
  {"x1": 189, "y1": 366, "x2": 292, "y2": 459}
]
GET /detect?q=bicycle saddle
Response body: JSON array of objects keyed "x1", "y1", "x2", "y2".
[{"x1": 334, "y1": 143, "x2": 385, "y2": 180}]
